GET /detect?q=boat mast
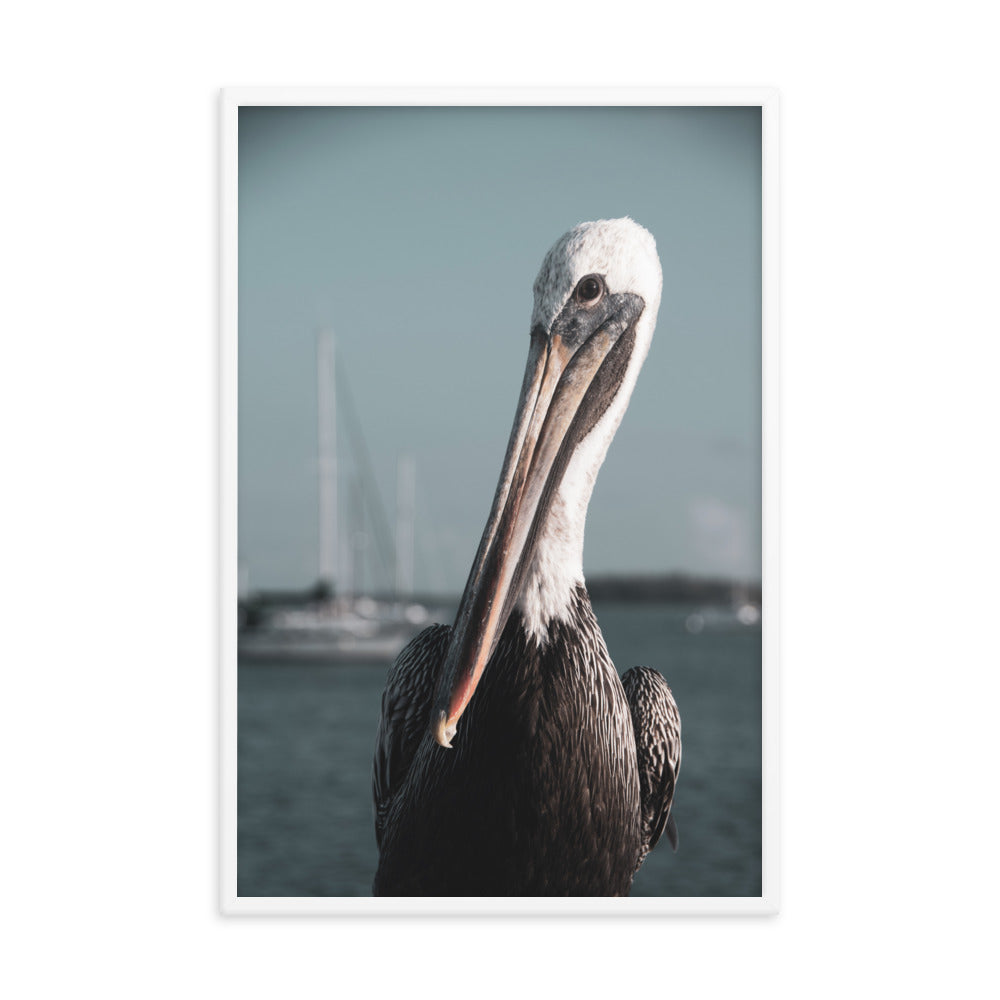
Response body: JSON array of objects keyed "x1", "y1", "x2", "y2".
[
  {"x1": 316, "y1": 328, "x2": 338, "y2": 594},
  {"x1": 395, "y1": 454, "x2": 415, "y2": 597}
]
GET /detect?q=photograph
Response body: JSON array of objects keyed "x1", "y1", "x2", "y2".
[{"x1": 226, "y1": 96, "x2": 771, "y2": 907}]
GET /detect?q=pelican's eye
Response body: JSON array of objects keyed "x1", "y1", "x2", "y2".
[{"x1": 574, "y1": 274, "x2": 605, "y2": 306}]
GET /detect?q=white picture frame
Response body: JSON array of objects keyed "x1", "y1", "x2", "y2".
[{"x1": 220, "y1": 87, "x2": 779, "y2": 916}]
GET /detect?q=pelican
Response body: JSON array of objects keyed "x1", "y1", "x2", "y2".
[{"x1": 373, "y1": 218, "x2": 681, "y2": 896}]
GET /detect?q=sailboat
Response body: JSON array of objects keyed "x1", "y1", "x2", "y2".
[
  {"x1": 684, "y1": 580, "x2": 762, "y2": 634},
  {"x1": 237, "y1": 330, "x2": 439, "y2": 663}
]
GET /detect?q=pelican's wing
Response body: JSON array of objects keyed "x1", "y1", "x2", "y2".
[
  {"x1": 373, "y1": 624, "x2": 452, "y2": 849},
  {"x1": 621, "y1": 666, "x2": 682, "y2": 866}
]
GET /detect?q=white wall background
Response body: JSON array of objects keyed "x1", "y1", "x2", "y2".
[{"x1": 2, "y1": 3, "x2": 997, "y2": 998}]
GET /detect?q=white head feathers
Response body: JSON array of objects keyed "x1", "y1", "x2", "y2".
[{"x1": 531, "y1": 217, "x2": 663, "y2": 337}]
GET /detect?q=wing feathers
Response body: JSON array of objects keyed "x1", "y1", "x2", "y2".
[
  {"x1": 373, "y1": 624, "x2": 451, "y2": 848},
  {"x1": 621, "y1": 666, "x2": 682, "y2": 868}
]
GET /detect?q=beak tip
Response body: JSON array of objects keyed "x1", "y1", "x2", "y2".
[{"x1": 433, "y1": 710, "x2": 458, "y2": 749}]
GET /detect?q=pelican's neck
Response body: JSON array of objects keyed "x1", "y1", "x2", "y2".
[
  {"x1": 514, "y1": 421, "x2": 607, "y2": 644},
  {"x1": 513, "y1": 316, "x2": 653, "y2": 643}
]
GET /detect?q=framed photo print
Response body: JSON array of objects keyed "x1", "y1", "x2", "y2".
[{"x1": 221, "y1": 88, "x2": 777, "y2": 914}]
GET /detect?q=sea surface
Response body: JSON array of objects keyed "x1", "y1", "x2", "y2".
[{"x1": 237, "y1": 602, "x2": 762, "y2": 897}]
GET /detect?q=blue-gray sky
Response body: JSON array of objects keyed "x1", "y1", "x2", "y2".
[{"x1": 238, "y1": 106, "x2": 761, "y2": 593}]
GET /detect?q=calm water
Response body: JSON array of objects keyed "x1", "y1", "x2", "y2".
[{"x1": 237, "y1": 603, "x2": 762, "y2": 897}]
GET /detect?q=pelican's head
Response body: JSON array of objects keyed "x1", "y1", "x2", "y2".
[
  {"x1": 531, "y1": 217, "x2": 662, "y2": 365},
  {"x1": 433, "y1": 219, "x2": 663, "y2": 747}
]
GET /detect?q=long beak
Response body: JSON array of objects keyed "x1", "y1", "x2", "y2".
[{"x1": 431, "y1": 304, "x2": 640, "y2": 748}]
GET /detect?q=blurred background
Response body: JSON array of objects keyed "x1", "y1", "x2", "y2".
[{"x1": 237, "y1": 105, "x2": 762, "y2": 897}]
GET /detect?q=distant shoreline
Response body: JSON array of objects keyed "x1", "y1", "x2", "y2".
[
  {"x1": 239, "y1": 573, "x2": 762, "y2": 613},
  {"x1": 586, "y1": 573, "x2": 761, "y2": 605}
]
